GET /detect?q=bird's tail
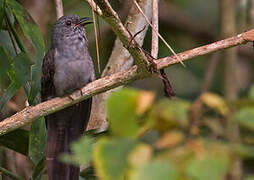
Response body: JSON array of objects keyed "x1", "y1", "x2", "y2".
[{"x1": 46, "y1": 98, "x2": 92, "y2": 180}]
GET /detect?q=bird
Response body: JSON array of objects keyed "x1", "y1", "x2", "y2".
[{"x1": 41, "y1": 15, "x2": 95, "y2": 180}]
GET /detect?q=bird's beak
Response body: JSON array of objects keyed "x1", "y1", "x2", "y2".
[{"x1": 75, "y1": 17, "x2": 93, "y2": 28}]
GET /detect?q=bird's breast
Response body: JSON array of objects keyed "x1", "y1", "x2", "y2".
[{"x1": 53, "y1": 48, "x2": 92, "y2": 96}]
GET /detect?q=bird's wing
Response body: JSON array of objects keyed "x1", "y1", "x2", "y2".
[
  {"x1": 41, "y1": 48, "x2": 56, "y2": 102},
  {"x1": 41, "y1": 48, "x2": 94, "y2": 180}
]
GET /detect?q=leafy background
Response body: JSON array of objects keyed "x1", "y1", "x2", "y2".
[{"x1": 0, "y1": 0, "x2": 254, "y2": 180}]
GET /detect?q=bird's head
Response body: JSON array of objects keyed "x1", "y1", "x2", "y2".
[{"x1": 52, "y1": 15, "x2": 92, "y2": 47}]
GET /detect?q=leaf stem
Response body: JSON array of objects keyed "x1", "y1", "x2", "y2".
[{"x1": 0, "y1": 167, "x2": 25, "y2": 180}]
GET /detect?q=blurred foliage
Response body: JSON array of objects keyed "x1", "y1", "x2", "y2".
[
  {"x1": 61, "y1": 87, "x2": 254, "y2": 180},
  {"x1": 0, "y1": 0, "x2": 254, "y2": 179},
  {"x1": 0, "y1": 0, "x2": 46, "y2": 179}
]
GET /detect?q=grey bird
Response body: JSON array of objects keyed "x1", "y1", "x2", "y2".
[{"x1": 41, "y1": 15, "x2": 95, "y2": 180}]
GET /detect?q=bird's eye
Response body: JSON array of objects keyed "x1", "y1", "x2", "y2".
[{"x1": 66, "y1": 20, "x2": 71, "y2": 26}]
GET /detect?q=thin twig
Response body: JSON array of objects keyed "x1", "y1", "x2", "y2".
[
  {"x1": 151, "y1": 0, "x2": 158, "y2": 58},
  {"x1": 0, "y1": 29, "x2": 253, "y2": 135},
  {"x1": 133, "y1": 0, "x2": 185, "y2": 67},
  {"x1": 55, "y1": 0, "x2": 64, "y2": 19},
  {"x1": 91, "y1": 8, "x2": 101, "y2": 74},
  {"x1": 201, "y1": 53, "x2": 219, "y2": 93},
  {"x1": 126, "y1": 26, "x2": 146, "y2": 49}
]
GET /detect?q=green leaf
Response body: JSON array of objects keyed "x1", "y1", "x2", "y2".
[
  {"x1": 0, "y1": 129, "x2": 29, "y2": 155},
  {"x1": 93, "y1": 138, "x2": 137, "y2": 180},
  {"x1": 186, "y1": 153, "x2": 229, "y2": 180},
  {"x1": 107, "y1": 89, "x2": 139, "y2": 138},
  {"x1": 59, "y1": 136, "x2": 94, "y2": 166},
  {"x1": 232, "y1": 144, "x2": 254, "y2": 159},
  {"x1": 13, "y1": 52, "x2": 32, "y2": 84},
  {"x1": 32, "y1": 157, "x2": 46, "y2": 180},
  {"x1": 0, "y1": 0, "x2": 5, "y2": 29},
  {"x1": 244, "y1": 175, "x2": 254, "y2": 180},
  {"x1": 151, "y1": 99, "x2": 190, "y2": 131},
  {"x1": 29, "y1": 117, "x2": 46, "y2": 165},
  {"x1": 0, "y1": 44, "x2": 12, "y2": 79},
  {"x1": 0, "y1": 30, "x2": 18, "y2": 56},
  {"x1": 0, "y1": 81, "x2": 20, "y2": 111},
  {"x1": 248, "y1": 85, "x2": 254, "y2": 100},
  {"x1": 6, "y1": 0, "x2": 45, "y2": 103},
  {"x1": 131, "y1": 161, "x2": 178, "y2": 180},
  {"x1": 233, "y1": 107, "x2": 254, "y2": 131}
]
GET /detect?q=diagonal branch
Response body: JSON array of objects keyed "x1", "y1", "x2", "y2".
[
  {"x1": 93, "y1": 0, "x2": 151, "y2": 75},
  {"x1": 0, "y1": 29, "x2": 253, "y2": 135}
]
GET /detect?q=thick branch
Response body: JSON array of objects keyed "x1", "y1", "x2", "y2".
[
  {"x1": 0, "y1": 29, "x2": 253, "y2": 135},
  {"x1": 55, "y1": 0, "x2": 64, "y2": 19},
  {"x1": 93, "y1": 0, "x2": 150, "y2": 75}
]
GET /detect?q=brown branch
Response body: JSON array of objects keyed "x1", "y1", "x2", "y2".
[
  {"x1": 0, "y1": 66, "x2": 139, "y2": 135},
  {"x1": 201, "y1": 53, "x2": 219, "y2": 93},
  {"x1": 156, "y1": 30, "x2": 254, "y2": 69},
  {"x1": 55, "y1": 0, "x2": 64, "y2": 19},
  {"x1": 93, "y1": 0, "x2": 150, "y2": 75},
  {"x1": 0, "y1": 29, "x2": 253, "y2": 135},
  {"x1": 151, "y1": 0, "x2": 158, "y2": 58},
  {"x1": 85, "y1": 0, "x2": 102, "y2": 16}
]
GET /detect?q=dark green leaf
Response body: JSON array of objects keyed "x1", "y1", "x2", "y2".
[
  {"x1": 29, "y1": 117, "x2": 46, "y2": 165},
  {"x1": 94, "y1": 138, "x2": 137, "y2": 180},
  {"x1": 6, "y1": 0, "x2": 45, "y2": 103},
  {"x1": 0, "y1": 81, "x2": 20, "y2": 111},
  {"x1": 0, "y1": 30, "x2": 18, "y2": 56},
  {"x1": 0, "y1": 129, "x2": 29, "y2": 155},
  {"x1": 80, "y1": 167, "x2": 96, "y2": 180},
  {"x1": 232, "y1": 144, "x2": 254, "y2": 159},
  {"x1": 107, "y1": 89, "x2": 139, "y2": 138},
  {"x1": 13, "y1": 52, "x2": 32, "y2": 84},
  {"x1": 131, "y1": 161, "x2": 178, "y2": 180},
  {"x1": 59, "y1": 136, "x2": 94, "y2": 166},
  {"x1": 186, "y1": 153, "x2": 229, "y2": 180},
  {"x1": 244, "y1": 175, "x2": 254, "y2": 180},
  {"x1": 0, "y1": 0, "x2": 5, "y2": 29},
  {"x1": 0, "y1": 45, "x2": 12, "y2": 79},
  {"x1": 32, "y1": 157, "x2": 46, "y2": 180}
]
